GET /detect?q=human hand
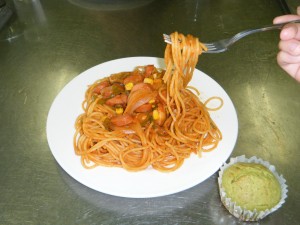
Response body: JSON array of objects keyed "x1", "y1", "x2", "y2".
[{"x1": 273, "y1": 7, "x2": 300, "y2": 82}]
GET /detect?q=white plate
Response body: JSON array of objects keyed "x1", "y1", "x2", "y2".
[{"x1": 46, "y1": 57, "x2": 238, "y2": 198}]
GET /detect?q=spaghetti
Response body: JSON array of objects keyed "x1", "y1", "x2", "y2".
[{"x1": 73, "y1": 32, "x2": 223, "y2": 172}]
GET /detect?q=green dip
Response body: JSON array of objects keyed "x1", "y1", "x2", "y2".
[{"x1": 222, "y1": 162, "x2": 281, "y2": 211}]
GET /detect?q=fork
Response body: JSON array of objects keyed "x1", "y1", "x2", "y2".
[{"x1": 163, "y1": 19, "x2": 300, "y2": 53}]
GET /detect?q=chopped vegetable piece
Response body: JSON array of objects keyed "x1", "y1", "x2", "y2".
[
  {"x1": 125, "y1": 82, "x2": 134, "y2": 91},
  {"x1": 115, "y1": 107, "x2": 124, "y2": 114},
  {"x1": 153, "y1": 109, "x2": 159, "y2": 120},
  {"x1": 144, "y1": 78, "x2": 154, "y2": 85}
]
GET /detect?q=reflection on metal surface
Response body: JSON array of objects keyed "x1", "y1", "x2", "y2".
[
  {"x1": 59, "y1": 167, "x2": 212, "y2": 214},
  {"x1": 0, "y1": 20, "x2": 23, "y2": 42},
  {"x1": 0, "y1": 0, "x2": 47, "y2": 41},
  {"x1": 13, "y1": 0, "x2": 46, "y2": 25},
  {"x1": 193, "y1": 0, "x2": 200, "y2": 22},
  {"x1": 68, "y1": 0, "x2": 155, "y2": 11}
]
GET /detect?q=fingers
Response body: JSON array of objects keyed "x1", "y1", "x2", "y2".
[
  {"x1": 273, "y1": 15, "x2": 300, "y2": 24},
  {"x1": 274, "y1": 7, "x2": 300, "y2": 82},
  {"x1": 279, "y1": 39, "x2": 300, "y2": 56},
  {"x1": 279, "y1": 24, "x2": 300, "y2": 40},
  {"x1": 273, "y1": 6, "x2": 300, "y2": 23},
  {"x1": 277, "y1": 51, "x2": 300, "y2": 82},
  {"x1": 273, "y1": 10, "x2": 300, "y2": 41},
  {"x1": 277, "y1": 50, "x2": 300, "y2": 65}
]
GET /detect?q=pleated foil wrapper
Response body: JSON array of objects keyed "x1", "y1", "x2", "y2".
[{"x1": 218, "y1": 155, "x2": 288, "y2": 221}]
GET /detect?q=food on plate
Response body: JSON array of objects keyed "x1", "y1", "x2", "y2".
[{"x1": 73, "y1": 32, "x2": 222, "y2": 172}]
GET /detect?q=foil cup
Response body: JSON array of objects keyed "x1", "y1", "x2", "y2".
[{"x1": 218, "y1": 155, "x2": 288, "y2": 221}]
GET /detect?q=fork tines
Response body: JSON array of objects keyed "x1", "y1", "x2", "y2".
[
  {"x1": 203, "y1": 43, "x2": 216, "y2": 51},
  {"x1": 163, "y1": 34, "x2": 172, "y2": 44},
  {"x1": 163, "y1": 33, "x2": 212, "y2": 53}
]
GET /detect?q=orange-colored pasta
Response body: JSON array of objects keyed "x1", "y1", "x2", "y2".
[{"x1": 73, "y1": 32, "x2": 222, "y2": 172}]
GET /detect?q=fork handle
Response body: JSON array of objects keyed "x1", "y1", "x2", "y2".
[
  {"x1": 247, "y1": 19, "x2": 300, "y2": 35},
  {"x1": 261, "y1": 19, "x2": 300, "y2": 31},
  {"x1": 231, "y1": 19, "x2": 300, "y2": 43}
]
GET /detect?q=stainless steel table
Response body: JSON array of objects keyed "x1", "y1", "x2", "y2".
[{"x1": 1, "y1": 0, "x2": 299, "y2": 224}]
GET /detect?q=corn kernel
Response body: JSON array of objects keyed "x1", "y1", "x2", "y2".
[
  {"x1": 153, "y1": 109, "x2": 159, "y2": 120},
  {"x1": 144, "y1": 78, "x2": 153, "y2": 85},
  {"x1": 148, "y1": 99, "x2": 155, "y2": 104},
  {"x1": 125, "y1": 82, "x2": 134, "y2": 91},
  {"x1": 115, "y1": 107, "x2": 124, "y2": 114}
]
